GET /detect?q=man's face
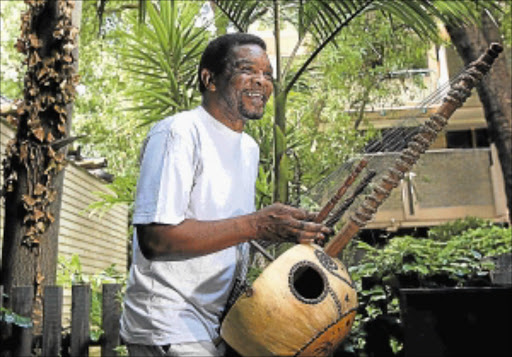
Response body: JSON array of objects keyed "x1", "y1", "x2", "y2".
[{"x1": 217, "y1": 44, "x2": 274, "y2": 120}]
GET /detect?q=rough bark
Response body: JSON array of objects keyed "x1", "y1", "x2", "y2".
[
  {"x1": 446, "y1": 12, "x2": 512, "y2": 224},
  {"x1": 1, "y1": 1, "x2": 81, "y2": 352}
]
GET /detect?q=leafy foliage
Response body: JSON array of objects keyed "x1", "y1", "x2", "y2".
[
  {"x1": 75, "y1": 0, "x2": 212, "y2": 213},
  {"x1": 57, "y1": 254, "x2": 126, "y2": 342},
  {"x1": 214, "y1": 0, "x2": 478, "y2": 93},
  {"x1": 120, "y1": 0, "x2": 209, "y2": 126},
  {"x1": 244, "y1": 101, "x2": 276, "y2": 209},
  {"x1": 284, "y1": 92, "x2": 373, "y2": 207},
  {"x1": 0, "y1": 1, "x2": 26, "y2": 99},
  {"x1": 352, "y1": 227, "x2": 510, "y2": 283},
  {"x1": 340, "y1": 218, "x2": 512, "y2": 355},
  {"x1": 212, "y1": 0, "x2": 268, "y2": 33},
  {"x1": 276, "y1": 10, "x2": 432, "y2": 206},
  {"x1": 72, "y1": 0, "x2": 147, "y2": 212},
  {"x1": 65, "y1": 0, "x2": 211, "y2": 216},
  {"x1": 427, "y1": 216, "x2": 494, "y2": 242},
  {"x1": 0, "y1": 307, "x2": 33, "y2": 328},
  {"x1": 87, "y1": 175, "x2": 138, "y2": 217},
  {"x1": 500, "y1": 1, "x2": 512, "y2": 47}
]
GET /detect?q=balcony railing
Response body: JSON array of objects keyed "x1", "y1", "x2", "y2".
[{"x1": 366, "y1": 145, "x2": 508, "y2": 230}]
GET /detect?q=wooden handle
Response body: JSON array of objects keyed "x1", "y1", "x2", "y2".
[{"x1": 314, "y1": 159, "x2": 368, "y2": 223}]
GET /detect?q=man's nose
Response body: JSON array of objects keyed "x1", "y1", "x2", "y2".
[
  {"x1": 253, "y1": 72, "x2": 264, "y2": 86},
  {"x1": 252, "y1": 72, "x2": 271, "y2": 87}
]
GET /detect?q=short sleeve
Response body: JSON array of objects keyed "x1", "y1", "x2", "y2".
[{"x1": 132, "y1": 127, "x2": 196, "y2": 225}]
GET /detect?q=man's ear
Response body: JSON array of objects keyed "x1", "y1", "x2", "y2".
[{"x1": 201, "y1": 69, "x2": 216, "y2": 92}]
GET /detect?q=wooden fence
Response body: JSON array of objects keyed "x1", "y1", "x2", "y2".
[{"x1": 0, "y1": 284, "x2": 122, "y2": 357}]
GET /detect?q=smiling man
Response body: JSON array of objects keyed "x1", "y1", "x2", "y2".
[{"x1": 120, "y1": 33, "x2": 331, "y2": 357}]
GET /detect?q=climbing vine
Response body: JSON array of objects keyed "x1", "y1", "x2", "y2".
[
  {"x1": 1, "y1": 1, "x2": 80, "y2": 324},
  {"x1": 3, "y1": 0, "x2": 79, "y2": 247}
]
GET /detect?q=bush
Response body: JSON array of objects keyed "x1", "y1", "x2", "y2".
[
  {"x1": 57, "y1": 254, "x2": 126, "y2": 341},
  {"x1": 339, "y1": 218, "x2": 511, "y2": 356}
]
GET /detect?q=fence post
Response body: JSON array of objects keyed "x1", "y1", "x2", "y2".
[
  {"x1": 71, "y1": 284, "x2": 90, "y2": 357},
  {"x1": 42, "y1": 286, "x2": 63, "y2": 357},
  {"x1": 12, "y1": 286, "x2": 34, "y2": 357},
  {"x1": 101, "y1": 284, "x2": 121, "y2": 357}
]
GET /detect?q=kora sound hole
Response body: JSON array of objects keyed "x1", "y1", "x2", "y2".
[{"x1": 289, "y1": 261, "x2": 328, "y2": 304}]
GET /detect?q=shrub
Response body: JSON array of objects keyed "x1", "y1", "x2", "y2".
[
  {"x1": 57, "y1": 254, "x2": 126, "y2": 341},
  {"x1": 339, "y1": 218, "x2": 511, "y2": 356}
]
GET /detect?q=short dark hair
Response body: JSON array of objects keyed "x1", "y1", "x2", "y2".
[{"x1": 198, "y1": 33, "x2": 267, "y2": 93}]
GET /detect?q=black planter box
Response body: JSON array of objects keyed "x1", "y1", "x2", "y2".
[{"x1": 400, "y1": 287, "x2": 512, "y2": 357}]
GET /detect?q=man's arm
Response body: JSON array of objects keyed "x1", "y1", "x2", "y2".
[{"x1": 137, "y1": 203, "x2": 332, "y2": 261}]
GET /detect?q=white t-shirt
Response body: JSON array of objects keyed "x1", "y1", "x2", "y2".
[{"x1": 120, "y1": 106, "x2": 259, "y2": 345}]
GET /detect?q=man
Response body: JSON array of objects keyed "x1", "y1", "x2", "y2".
[{"x1": 120, "y1": 33, "x2": 331, "y2": 357}]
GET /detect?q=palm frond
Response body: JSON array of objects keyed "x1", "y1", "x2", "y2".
[
  {"x1": 212, "y1": 0, "x2": 270, "y2": 32},
  {"x1": 372, "y1": 0, "x2": 480, "y2": 39},
  {"x1": 285, "y1": 0, "x2": 374, "y2": 94},
  {"x1": 284, "y1": 0, "x2": 482, "y2": 94},
  {"x1": 121, "y1": 0, "x2": 209, "y2": 125}
]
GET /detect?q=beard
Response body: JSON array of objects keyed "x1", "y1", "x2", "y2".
[
  {"x1": 238, "y1": 100, "x2": 265, "y2": 120},
  {"x1": 221, "y1": 90, "x2": 266, "y2": 120}
]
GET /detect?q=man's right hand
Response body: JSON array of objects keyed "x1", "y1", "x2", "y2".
[{"x1": 250, "y1": 203, "x2": 333, "y2": 244}]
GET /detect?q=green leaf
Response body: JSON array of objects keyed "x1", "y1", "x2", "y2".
[
  {"x1": 416, "y1": 265, "x2": 429, "y2": 275},
  {"x1": 402, "y1": 264, "x2": 414, "y2": 272},
  {"x1": 120, "y1": 0, "x2": 208, "y2": 126},
  {"x1": 213, "y1": 0, "x2": 267, "y2": 32},
  {"x1": 1, "y1": 308, "x2": 33, "y2": 328}
]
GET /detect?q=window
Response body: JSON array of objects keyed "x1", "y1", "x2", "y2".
[
  {"x1": 475, "y1": 128, "x2": 489, "y2": 147},
  {"x1": 446, "y1": 130, "x2": 472, "y2": 148},
  {"x1": 446, "y1": 128, "x2": 489, "y2": 149}
]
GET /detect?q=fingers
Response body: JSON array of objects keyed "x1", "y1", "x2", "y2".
[
  {"x1": 276, "y1": 218, "x2": 332, "y2": 245},
  {"x1": 296, "y1": 231, "x2": 327, "y2": 245},
  {"x1": 286, "y1": 206, "x2": 317, "y2": 222},
  {"x1": 255, "y1": 203, "x2": 333, "y2": 245},
  {"x1": 287, "y1": 218, "x2": 331, "y2": 236}
]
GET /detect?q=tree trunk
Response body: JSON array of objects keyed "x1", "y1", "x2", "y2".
[
  {"x1": 445, "y1": 13, "x2": 512, "y2": 224},
  {"x1": 273, "y1": 91, "x2": 288, "y2": 203},
  {"x1": 272, "y1": 0, "x2": 290, "y2": 204},
  {"x1": 1, "y1": 0, "x2": 81, "y2": 352}
]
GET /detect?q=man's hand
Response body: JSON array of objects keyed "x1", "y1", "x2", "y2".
[{"x1": 251, "y1": 203, "x2": 333, "y2": 244}]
